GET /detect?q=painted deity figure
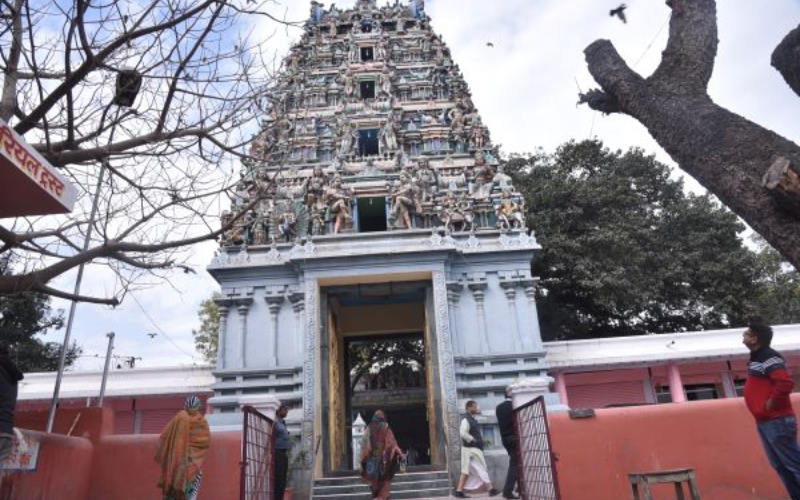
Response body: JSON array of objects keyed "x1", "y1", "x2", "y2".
[
  {"x1": 277, "y1": 205, "x2": 298, "y2": 242},
  {"x1": 378, "y1": 117, "x2": 398, "y2": 155},
  {"x1": 414, "y1": 158, "x2": 437, "y2": 202},
  {"x1": 338, "y1": 119, "x2": 359, "y2": 155},
  {"x1": 341, "y1": 70, "x2": 356, "y2": 96},
  {"x1": 448, "y1": 106, "x2": 466, "y2": 134},
  {"x1": 471, "y1": 124, "x2": 487, "y2": 150},
  {"x1": 389, "y1": 171, "x2": 422, "y2": 229},
  {"x1": 324, "y1": 174, "x2": 353, "y2": 233},
  {"x1": 495, "y1": 191, "x2": 526, "y2": 230},
  {"x1": 305, "y1": 165, "x2": 328, "y2": 210},
  {"x1": 376, "y1": 36, "x2": 389, "y2": 61},
  {"x1": 438, "y1": 190, "x2": 474, "y2": 233},
  {"x1": 348, "y1": 33, "x2": 360, "y2": 63},
  {"x1": 378, "y1": 68, "x2": 394, "y2": 97},
  {"x1": 470, "y1": 151, "x2": 495, "y2": 200}
]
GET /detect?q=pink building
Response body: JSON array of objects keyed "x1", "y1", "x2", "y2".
[{"x1": 17, "y1": 324, "x2": 800, "y2": 434}]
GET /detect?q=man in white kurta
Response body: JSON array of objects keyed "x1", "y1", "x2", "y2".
[{"x1": 454, "y1": 400, "x2": 500, "y2": 498}]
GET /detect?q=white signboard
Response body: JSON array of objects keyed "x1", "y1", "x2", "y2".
[
  {"x1": 0, "y1": 429, "x2": 41, "y2": 473},
  {"x1": 0, "y1": 117, "x2": 77, "y2": 216}
]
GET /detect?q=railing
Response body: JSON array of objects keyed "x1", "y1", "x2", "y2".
[
  {"x1": 241, "y1": 406, "x2": 276, "y2": 500},
  {"x1": 513, "y1": 396, "x2": 561, "y2": 500}
]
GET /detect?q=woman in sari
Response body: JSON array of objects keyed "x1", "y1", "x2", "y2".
[
  {"x1": 155, "y1": 395, "x2": 211, "y2": 500},
  {"x1": 360, "y1": 410, "x2": 403, "y2": 500}
]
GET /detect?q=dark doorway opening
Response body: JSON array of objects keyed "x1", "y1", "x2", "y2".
[
  {"x1": 346, "y1": 333, "x2": 431, "y2": 468},
  {"x1": 357, "y1": 197, "x2": 387, "y2": 232},
  {"x1": 359, "y1": 80, "x2": 375, "y2": 100},
  {"x1": 360, "y1": 46, "x2": 374, "y2": 62},
  {"x1": 358, "y1": 129, "x2": 379, "y2": 156}
]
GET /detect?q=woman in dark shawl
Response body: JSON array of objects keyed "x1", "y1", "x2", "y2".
[{"x1": 360, "y1": 410, "x2": 403, "y2": 500}]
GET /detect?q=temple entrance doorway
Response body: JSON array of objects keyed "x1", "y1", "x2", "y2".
[
  {"x1": 320, "y1": 280, "x2": 445, "y2": 475},
  {"x1": 347, "y1": 333, "x2": 431, "y2": 467}
]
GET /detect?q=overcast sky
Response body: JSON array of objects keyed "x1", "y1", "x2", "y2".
[{"x1": 54, "y1": 0, "x2": 800, "y2": 372}]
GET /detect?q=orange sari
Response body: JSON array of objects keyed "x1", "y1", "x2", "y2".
[{"x1": 155, "y1": 409, "x2": 211, "y2": 500}]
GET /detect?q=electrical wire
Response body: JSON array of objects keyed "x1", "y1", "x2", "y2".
[
  {"x1": 632, "y1": 13, "x2": 671, "y2": 68},
  {"x1": 128, "y1": 291, "x2": 198, "y2": 361}
]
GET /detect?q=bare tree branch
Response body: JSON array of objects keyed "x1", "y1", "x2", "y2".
[{"x1": 580, "y1": 0, "x2": 800, "y2": 269}]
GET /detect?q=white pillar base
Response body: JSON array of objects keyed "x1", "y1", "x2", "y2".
[
  {"x1": 508, "y1": 377, "x2": 569, "y2": 412},
  {"x1": 238, "y1": 394, "x2": 282, "y2": 420}
]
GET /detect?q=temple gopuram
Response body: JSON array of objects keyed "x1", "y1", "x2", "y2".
[{"x1": 207, "y1": 1, "x2": 553, "y2": 496}]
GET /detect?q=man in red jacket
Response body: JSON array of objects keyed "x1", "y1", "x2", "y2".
[{"x1": 743, "y1": 323, "x2": 800, "y2": 500}]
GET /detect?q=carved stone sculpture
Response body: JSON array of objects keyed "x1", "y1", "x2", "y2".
[
  {"x1": 389, "y1": 170, "x2": 422, "y2": 229},
  {"x1": 324, "y1": 174, "x2": 353, "y2": 233},
  {"x1": 495, "y1": 191, "x2": 526, "y2": 231},
  {"x1": 378, "y1": 117, "x2": 398, "y2": 155},
  {"x1": 438, "y1": 190, "x2": 474, "y2": 233}
]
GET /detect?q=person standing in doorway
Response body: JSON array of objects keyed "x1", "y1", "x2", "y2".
[
  {"x1": 274, "y1": 405, "x2": 291, "y2": 500},
  {"x1": 454, "y1": 400, "x2": 500, "y2": 498},
  {"x1": 743, "y1": 323, "x2": 800, "y2": 500},
  {"x1": 360, "y1": 410, "x2": 403, "y2": 500},
  {"x1": 0, "y1": 344, "x2": 23, "y2": 464},
  {"x1": 496, "y1": 388, "x2": 519, "y2": 499},
  {"x1": 155, "y1": 395, "x2": 211, "y2": 500}
]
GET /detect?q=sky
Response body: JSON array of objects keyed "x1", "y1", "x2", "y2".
[{"x1": 52, "y1": 0, "x2": 800, "y2": 372}]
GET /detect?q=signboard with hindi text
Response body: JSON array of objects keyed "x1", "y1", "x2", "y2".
[
  {"x1": 0, "y1": 118, "x2": 77, "y2": 217},
  {"x1": 0, "y1": 430, "x2": 41, "y2": 473}
]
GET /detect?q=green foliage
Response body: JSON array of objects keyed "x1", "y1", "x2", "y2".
[
  {"x1": 749, "y1": 238, "x2": 800, "y2": 325},
  {"x1": 287, "y1": 446, "x2": 308, "y2": 486},
  {"x1": 507, "y1": 140, "x2": 770, "y2": 340},
  {"x1": 0, "y1": 256, "x2": 79, "y2": 372},
  {"x1": 192, "y1": 292, "x2": 221, "y2": 364}
]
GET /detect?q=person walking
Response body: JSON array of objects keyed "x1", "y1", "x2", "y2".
[
  {"x1": 454, "y1": 400, "x2": 500, "y2": 498},
  {"x1": 274, "y1": 405, "x2": 291, "y2": 500},
  {"x1": 155, "y1": 395, "x2": 211, "y2": 500},
  {"x1": 743, "y1": 323, "x2": 800, "y2": 500},
  {"x1": 496, "y1": 388, "x2": 519, "y2": 499},
  {"x1": 0, "y1": 344, "x2": 23, "y2": 464},
  {"x1": 359, "y1": 410, "x2": 403, "y2": 500}
]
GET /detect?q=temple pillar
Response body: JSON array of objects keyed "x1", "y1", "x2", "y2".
[
  {"x1": 236, "y1": 298, "x2": 253, "y2": 369},
  {"x1": 214, "y1": 298, "x2": 233, "y2": 369},
  {"x1": 446, "y1": 281, "x2": 464, "y2": 354},
  {"x1": 554, "y1": 371, "x2": 569, "y2": 408},
  {"x1": 499, "y1": 280, "x2": 522, "y2": 350},
  {"x1": 265, "y1": 294, "x2": 286, "y2": 367},
  {"x1": 667, "y1": 364, "x2": 686, "y2": 403},
  {"x1": 468, "y1": 281, "x2": 489, "y2": 352}
]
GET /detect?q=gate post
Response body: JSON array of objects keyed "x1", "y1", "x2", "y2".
[{"x1": 352, "y1": 413, "x2": 366, "y2": 470}]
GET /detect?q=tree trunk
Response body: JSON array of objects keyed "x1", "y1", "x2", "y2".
[{"x1": 581, "y1": 0, "x2": 800, "y2": 269}]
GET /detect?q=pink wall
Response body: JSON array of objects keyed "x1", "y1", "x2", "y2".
[
  {"x1": 1, "y1": 432, "x2": 93, "y2": 500},
  {"x1": 549, "y1": 394, "x2": 800, "y2": 500},
  {"x1": 87, "y1": 432, "x2": 242, "y2": 500}
]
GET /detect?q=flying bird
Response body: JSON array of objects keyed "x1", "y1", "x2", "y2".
[
  {"x1": 486, "y1": 42, "x2": 494, "y2": 48},
  {"x1": 609, "y1": 4, "x2": 627, "y2": 23},
  {"x1": 147, "y1": 333, "x2": 157, "y2": 339}
]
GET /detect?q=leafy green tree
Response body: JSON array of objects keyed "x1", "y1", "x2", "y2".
[
  {"x1": 507, "y1": 140, "x2": 765, "y2": 341},
  {"x1": 0, "y1": 256, "x2": 80, "y2": 372},
  {"x1": 750, "y1": 238, "x2": 800, "y2": 325},
  {"x1": 192, "y1": 292, "x2": 220, "y2": 364}
]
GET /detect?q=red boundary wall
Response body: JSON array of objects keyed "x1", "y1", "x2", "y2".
[{"x1": 2, "y1": 395, "x2": 800, "y2": 500}]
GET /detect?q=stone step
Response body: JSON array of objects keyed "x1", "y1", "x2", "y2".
[
  {"x1": 311, "y1": 470, "x2": 452, "y2": 500},
  {"x1": 312, "y1": 487, "x2": 452, "y2": 500},
  {"x1": 314, "y1": 470, "x2": 449, "y2": 487},
  {"x1": 314, "y1": 478, "x2": 450, "y2": 495}
]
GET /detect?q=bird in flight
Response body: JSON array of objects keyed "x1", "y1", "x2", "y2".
[
  {"x1": 609, "y1": 4, "x2": 627, "y2": 23},
  {"x1": 147, "y1": 333, "x2": 157, "y2": 339},
  {"x1": 486, "y1": 42, "x2": 494, "y2": 48}
]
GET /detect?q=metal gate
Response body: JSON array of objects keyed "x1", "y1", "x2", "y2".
[
  {"x1": 241, "y1": 406, "x2": 276, "y2": 500},
  {"x1": 513, "y1": 395, "x2": 561, "y2": 500}
]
